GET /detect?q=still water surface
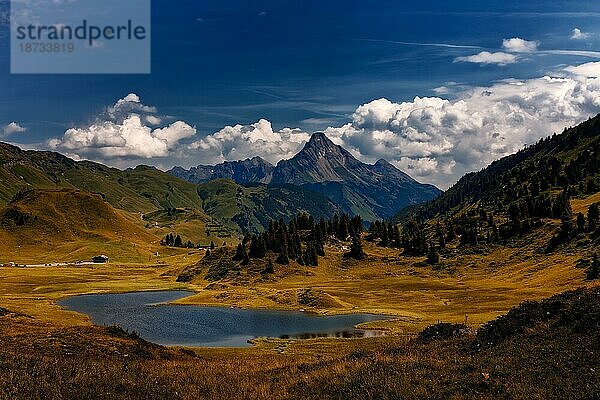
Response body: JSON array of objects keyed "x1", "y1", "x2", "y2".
[{"x1": 59, "y1": 291, "x2": 388, "y2": 347}]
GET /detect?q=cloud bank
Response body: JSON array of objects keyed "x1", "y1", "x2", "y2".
[
  {"x1": 46, "y1": 61, "x2": 600, "y2": 189},
  {"x1": 320, "y1": 63, "x2": 600, "y2": 187},
  {"x1": 456, "y1": 37, "x2": 541, "y2": 65},
  {"x1": 502, "y1": 38, "x2": 539, "y2": 53}
]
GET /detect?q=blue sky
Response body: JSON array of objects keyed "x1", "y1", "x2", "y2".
[{"x1": 1, "y1": 0, "x2": 600, "y2": 187}]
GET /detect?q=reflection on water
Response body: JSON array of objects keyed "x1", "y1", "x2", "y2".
[
  {"x1": 281, "y1": 330, "x2": 387, "y2": 340},
  {"x1": 59, "y1": 291, "x2": 391, "y2": 348}
]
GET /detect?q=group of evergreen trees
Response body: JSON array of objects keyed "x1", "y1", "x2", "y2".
[
  {"x1": 162, "y1": 233, "x2": 215, "y2": 250},
  {"x1": 548, "y1": 201, "x2": 600, "y2": 250},
  {"x1": 364, "y1": 196, "x2": 599, "y2": 264},
  {"x1": 367, "y1": 220, "x2": 401, "y2": 248},
  {"x1": 365, "y1": 218, "x2": 439, "y2": 263},
  {"x1": 162, "y1": 233, "x2": 186, "y2": 248},
  {"x1": 232, "y1": 212, "x2": 366, "y2": 268}
]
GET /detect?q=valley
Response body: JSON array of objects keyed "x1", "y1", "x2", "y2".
[
  {"x1": 0, "y1": 117, "x2": 598, "y2": 399},
  {"x1": 4, "y1": 1, "x2": 600, "y2": 397}
]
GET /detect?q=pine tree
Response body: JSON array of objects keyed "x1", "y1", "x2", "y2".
[
  {"x1": 174, "y1": 235, "x2": 183, "y2": 248},
  {"x1": 446, "y1": 222, "x2": 456, "y2": 242},
  {"x1": 249, "y1": 235, "x2": 267, "y2": 259},
  {"x1": 508, "y1": 202, "x2": 522, "y2": 232},
  {"x1": 427, "y1": 245, "x2": 440, "y2": 265},
  {"x1": 262, "y1": 257, "x2": 275, "y2": 274},
  {"x1": 331, "y1": 214, "x2": 340, "y2": 237},
  {"x1": 393, "y1": 224, "x2": 401, "y2": 248},
  {"x1": 435, "y1": 223, "x2": 446, "y2": 249},
  {"x1": 291, "y1": 232, "x2": 302, "y2": 259},
  {"x1": 380, "y1": 223, "x2": 389, "y2": 247},
  {"x1": 348, "y1": 235, "x2": 365, "y2": 260},
  {"x1": 338, "y1": 214, "x2": 350, "y2": 240},
  {"x1": 242, "y1": 251, "x2": 250, "y2": 266},
  {"x1": 275, "y1": 249, "x2": 289, "y2": 265},
  {"x1": 210, "y1": 241, "x2": 216, "y2": 250},
  {"x1": 309, "y1": 243, "x2": 319, "y2": 266},
  {"x1": 552, "y1": 190, "x2": 572, "y2": 218},
  {"x1": 576, "y1": 213, "x2": 586, "y2": 232},
  {"x1": 164, "y1": 233, "x2": 174, "y2": 246},
  {"x1": 233, "y1": 243, "x2": 245, "y2": 261}
]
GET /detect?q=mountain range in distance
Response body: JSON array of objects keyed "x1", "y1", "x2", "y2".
[{"x1": 170, "y1": 132, "x2": 442, "y2": 221}]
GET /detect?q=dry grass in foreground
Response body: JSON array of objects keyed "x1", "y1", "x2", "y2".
[{"x1": 1, "y1": 287, "x2": 599, "y2": 400}]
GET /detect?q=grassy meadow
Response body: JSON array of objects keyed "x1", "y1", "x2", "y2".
[
  {"x1": 0, "y1": 190, "x2": 597, "y2": 399},
  {"x1": 1, "y1": 287, "x2": 598, "y2": 400}
]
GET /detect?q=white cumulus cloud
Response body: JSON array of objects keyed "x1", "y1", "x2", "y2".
[
  {"x1": 188, "y1": 119, "x2": 310, "y2": 165},
  {"x1": 49, "y1": 94, "x2": 196, "y2": 159},
  {"x1": 2, "y1": 122, "x2": 26, "y2": 137},
  {"x1": 502, "y1": 37, "x2": 539, "y2": 53},
  {"x1": 570, "y1": 28, "x2": 591, "y2": 40},
  {"x1": 455, "y1": 51, "x2": 517, "y2": 65}
]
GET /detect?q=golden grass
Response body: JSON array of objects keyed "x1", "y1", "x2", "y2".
[
  {"x1": 1, "y1": 295, "x2": 598, "y2": 400},
  {"x1": 572, "y1": 191, "x2": 600, "y2": 214},
  {"x1": 176, "y1": 238, "x2": 594, "y2": 333},
  {"x1": 0, "y1": 195, "x2": 596, "y2": 336},
  {"x1": 0, "y1": 224, "x2": 595, "y2": 334}
]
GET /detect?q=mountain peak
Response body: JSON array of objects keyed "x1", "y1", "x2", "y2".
[
  {"x1": 169, "y1": 157, "x2": 274, "y2": 184},
  {"x1": 306, "y1": 132, "x2": 337, "y2": 149},
  {"x1": 374, "y1": 159, "x2": 392, "y2": 167},
  {"x1": 291, "y1": 131, "x2": 361, "y2": 169}
]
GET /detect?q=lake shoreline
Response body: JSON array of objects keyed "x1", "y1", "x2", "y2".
[{"x1": 58, "y1": 290, "x2": 396, "y2": 348}]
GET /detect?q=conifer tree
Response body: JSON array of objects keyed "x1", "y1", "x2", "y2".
[
  {"x1": 249, "y1": 235, "x2": 267, "y2": 259},
  {"x1": 262, "y1": 257, "x2": 275, "y2": 274},
  {"x1": 380, "y1": 223, "x2": 389, "y2": 247},
  {"x1": 552, "y1": 190, "x2": 572, "y2": 218},
  {"x1": 392, "y1": 224, "x2": 402, "y2": 248},
  {"x1": 348, "y1": 235, "x2": 366, "y2": 260},
  {"x1": 275, "y1": 248, "x2": 289, "y2": 265},
  {"x1": 436, "y1": 223, "x2": 446, "y2": 249},
  {"x1": 576, "y1": 213, "x2": 586, "y2": 232},
  {"x1": 174, "y1": 235, "x2": 183, "y2": 248},
  {"x1": 241, "y1": 250, "x2": 250, "y2": 266},
  {"x1": 338, "y1": 214, "x2": 350, "y2": 240},
  {"x1": 304, "y1": 242, "x2": 319, "y2": 266},
  {"x1": 427, "y1": 245, "x2": 440, "y2": 265},
  {"x1": 233, "y1": 243, "x2": 245, "y2": 261}
]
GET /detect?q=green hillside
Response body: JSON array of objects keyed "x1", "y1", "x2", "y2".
[
  {"x1": 0, "y1": 188, "x2": 160, "y2": 263},
  {"x1": 0, "y1": 143, "x2": 203, "y2": 213},
  {"x1": 387, "y1": 114, "x2": 599, "y2": 263},
  {"x1": 0, "y1": 143, "x2": 347, "y2": 234},
  {"x1": 396, "y1": 114, "x2": 600, "y2": 224},
  {"x1": 198, "y1": 179, "x2": 342, "y2": 233}
]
